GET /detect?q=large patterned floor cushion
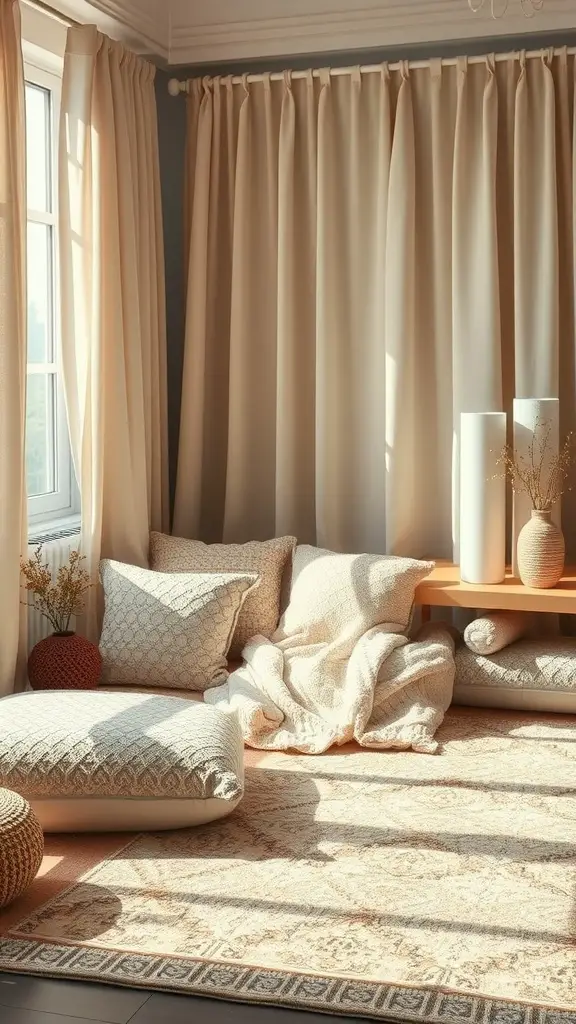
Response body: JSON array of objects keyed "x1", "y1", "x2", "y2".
[
  {"x1": 454, "y1": 638, "x2": 576, "y2": 712},
  {"x1": 0, "y1": 691, "x2": 244, "y2": 833}
]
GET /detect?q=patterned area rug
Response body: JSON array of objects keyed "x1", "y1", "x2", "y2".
[{"x1": 1, "y1": 707, "x2": 576, "y2": 1022}]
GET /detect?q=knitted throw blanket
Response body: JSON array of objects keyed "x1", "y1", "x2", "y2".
[{"x1": 206, "y1": 546, "x2": 456, "y2": 755}]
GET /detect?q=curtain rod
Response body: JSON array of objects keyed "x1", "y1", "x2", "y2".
[
  {"x1": 167, "y1": 44, "x2": 576, "y2": 95},
  {"x1": 21, "y1": 0, "x2": 79, "y2": 28}
]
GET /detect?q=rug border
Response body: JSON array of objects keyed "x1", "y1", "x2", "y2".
[{"x1": 1, "y1": 937, "x2": 575, "y2": 1024}]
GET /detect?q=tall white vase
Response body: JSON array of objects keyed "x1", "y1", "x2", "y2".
[
  {"x1": 512, "y1": 398, "x2": 560, "y2": 576},
  {"x1": 460, "y1": 412, "x2": 506, "y2": 584}
]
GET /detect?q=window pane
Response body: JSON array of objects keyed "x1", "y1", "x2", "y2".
[
  {"x1": 26, "y1": 373, "x2": 56, "y2": 497},
  {"x1": 27, "y1": 222, "x2": 52, "y2": 363},
  {"x1": 25, "y1": 83, "x2": 50, "y2": 213}
]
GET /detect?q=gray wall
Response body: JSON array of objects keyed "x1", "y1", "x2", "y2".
[{"x1": 156, "y1": 29, "x2": 576, "y2": 516}]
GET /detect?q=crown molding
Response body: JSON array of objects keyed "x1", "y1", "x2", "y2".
[
  {"x1": 25, "y1": 0, "x2": 576, "y2": 66},
  {"x1": 40, "y1": 0, "x2": 170, "y2": 59},
  {"x1": 168, "y1": 0, "x2": 576, "y2": 65}
]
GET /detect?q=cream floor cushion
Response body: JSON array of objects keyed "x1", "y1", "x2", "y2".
[
  {"x1": 0, "y1": 690, "x2": 244, "y2": 833},
  {"x1": 454, "y1": 638, "x2": 576, "y2": 712}
]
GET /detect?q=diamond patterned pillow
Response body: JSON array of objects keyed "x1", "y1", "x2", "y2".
[
  {"x1": 149, "y1": 533, "x2": 296, "y2": 658},
  {"x1": 99, "y1": 560, "x2": 259, "y2": 691}
]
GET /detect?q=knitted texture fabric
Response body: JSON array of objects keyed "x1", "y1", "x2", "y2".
[
  {"x1": 206, "y1": 546, "x2": 455, "y2": 754},
  {"x1": 99, "y1": 560, "x2": 258, "y2": 690},
  {"x1": 149, "y1": 533, "x2": 296, "y2": 658},
  {"x1": 463, "y1": 611, "x2": 531, "y2": 655},
  {"x1": 456, "y1": 638, "x2": 576, "y2": 691},
  {"x1": 0, "y1": 691, "x2": 244, "y2": 802}
]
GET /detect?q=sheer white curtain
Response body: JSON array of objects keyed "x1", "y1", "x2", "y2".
[
  {"x1": 59, "y1": 26, "x2": 169, "y2": 638},
  {"x1": 174, "y1": 51, "x2": 576, "y2": 561},
  {"x1": 0, "y1": 0, "x2": 27, "y2": 697}
]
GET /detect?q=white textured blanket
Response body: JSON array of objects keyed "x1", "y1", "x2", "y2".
[{"x1": 206, "y1": 545, "x2": 456, "y2": 754}]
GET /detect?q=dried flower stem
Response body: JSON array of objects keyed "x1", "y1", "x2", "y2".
[
  {"x1": 495, "y1": 417, "x2": 575, "y2": 511},
  {"x1": 20, "y1": 546, "x2": 93, "y2": 633}
]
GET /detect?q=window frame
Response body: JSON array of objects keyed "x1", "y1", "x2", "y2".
[{"x1": 24, "y1": 61, "x2": 79, "y2": 531}]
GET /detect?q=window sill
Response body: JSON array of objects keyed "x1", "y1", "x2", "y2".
[{"x1": 28, "y1": 514, "x2": 81, "y2": 545}]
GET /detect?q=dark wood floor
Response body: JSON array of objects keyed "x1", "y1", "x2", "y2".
[{"x1": 0, "y1": 973, "x2": 368, "y2": 1023}]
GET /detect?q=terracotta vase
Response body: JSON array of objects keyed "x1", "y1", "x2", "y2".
[
  {"x1": 516, "y1": 509, "x2": 565, "y2": 589},
  {"x1": 28, "y1": 632, "x2": 102, "y2": 690}
]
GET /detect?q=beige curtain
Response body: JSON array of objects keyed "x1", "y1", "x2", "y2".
[
  {"x1": 0, "y1": 0, "x2": 27, "y2": 697},
  {"x1": 174, "y1": 51, "x2": 576, "y2": 561},
  {"x1": 59, "y1": 26, "x2": 169, "y2": 638}
]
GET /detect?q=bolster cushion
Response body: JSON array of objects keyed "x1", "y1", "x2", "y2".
[{"x1": 463, "y1": 610, "x2": 531, "y2": 655}]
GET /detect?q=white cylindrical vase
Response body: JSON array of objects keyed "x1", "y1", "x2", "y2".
[
  {"x1": 512, "y1": 398, "x2": 560, "y2": 576},
  {"x1": 460, "y1": 412, "x2": 506, "y2": 584}
]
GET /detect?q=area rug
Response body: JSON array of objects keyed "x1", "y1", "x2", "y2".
[{"x1": 1, "y1": 707, "x2": 576, "y2": 1022}]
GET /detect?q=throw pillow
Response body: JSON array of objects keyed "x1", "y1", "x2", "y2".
[
  {"x1": 149, "y1": 533, "x2": 296, "y2": 658},
  {"x1": 99, "y1": 560, "x2": 259, "y2": 691},
  {"x1": 463, "y1": 611, "x2": 531, "y2": 655},
  {"x1": 275, "y1": 544, "x2": 434, "y2": 643}
]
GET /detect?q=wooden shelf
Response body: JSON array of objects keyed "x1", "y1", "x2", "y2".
[{"x1": 415, "y1": 561, "x2": 576, "y2": 614}]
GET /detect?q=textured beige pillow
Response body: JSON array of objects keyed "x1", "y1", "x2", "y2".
[
  {"x1": 99, "y1": 559, "x2": 258, "y2": 691},
  {"x1": 464, "y1": 611, "x2": 531, "y2": 655},
  {"x1": 276, "y1": 545, "x2": 434, "y2": 641},
  {"x1": 149, "y1": 533, "x2": 296, "y2": 657}
]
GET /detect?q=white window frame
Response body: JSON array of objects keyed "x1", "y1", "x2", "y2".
[{"x1": 24, "y1": 61, "x2": 79, "y2": 532}]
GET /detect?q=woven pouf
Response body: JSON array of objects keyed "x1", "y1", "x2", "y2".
[{"x1": 0, "y1": 788, "x2": 44, "y2": 908}]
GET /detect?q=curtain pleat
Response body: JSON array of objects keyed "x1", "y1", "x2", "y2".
[
  {"x1": 176, "y1": 51, "x2": 576, "y2": 561},
  {"x1": 0, "y1": 0, "x2": 26, "y2": 696},
  {"x1": 384, "y1": 69, "x2": 416, "y2": 556},
  {"x1": 59, "y1": 26, "x2": 168, "y2": 638},
  {"x1": 316, "y1": 68, "x2": 349, "y2": 551},
  {"x1": 452, "y1": 57, "x2": 501, "y2": 561},
  {"x1": 224, "y1": 79, "x2": 281, "y2": 543},
  {"x1": 275, "y1": 73, "x2": 318, "y2": 543},
  {"x1": 413, "y1": 63, "x2": 454, "y2": 558},
  {"x1": 514, "y1": 54, "x2": 559, "y2": 397}
]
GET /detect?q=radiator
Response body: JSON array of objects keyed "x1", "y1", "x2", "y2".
[{"x1": 27, "y1": 532, "x2": 81, "y2": 651}]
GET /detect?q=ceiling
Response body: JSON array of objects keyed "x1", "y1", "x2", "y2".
[{"x1": 48, "y1": 0, "x2": 576, "y2": 65}]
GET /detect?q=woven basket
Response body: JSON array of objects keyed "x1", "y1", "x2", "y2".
[{"x1": 0, "y1": 788, "x2": 44, "y2": 909}]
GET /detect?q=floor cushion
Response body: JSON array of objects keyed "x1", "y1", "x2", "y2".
[
  {"x1": 0, "y1": 690, "x2": 244, "y2": 832},
  {"x1": 454, "y1": 638, "x2": 576, "y2": 712}
]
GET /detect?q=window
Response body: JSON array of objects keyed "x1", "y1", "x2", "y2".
[{"x1": 25, "y1": 64, "x2": 77, "y2": 529}]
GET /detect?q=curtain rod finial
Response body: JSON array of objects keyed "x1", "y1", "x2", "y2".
[{"x1": 168, "y1": 78, "x2": 184, "y2": 97}]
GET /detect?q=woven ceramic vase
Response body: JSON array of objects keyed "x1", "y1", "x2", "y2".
[
  {"x1": 516, "y1": 510, "x2": 565, "y2": 589},
  {"x1": 28, "y1": 632, "x2": 102, "y2": 690}
]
